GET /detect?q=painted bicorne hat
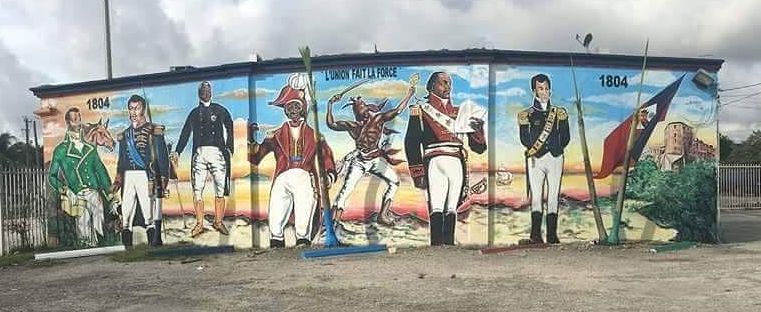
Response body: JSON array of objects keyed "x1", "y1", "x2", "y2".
[{"x1": 270, "y1": 85, "x2": 306, "y2": 108}]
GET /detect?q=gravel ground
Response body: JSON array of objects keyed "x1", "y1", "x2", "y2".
[
  {"x1": 1, "y1": 239, "x2": 761, "y2": 312},
  {"x1": 0, "y1": 209, "x2": 757, "y2": 312}
]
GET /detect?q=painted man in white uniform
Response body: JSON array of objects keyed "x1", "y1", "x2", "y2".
[
  {"x1": 518, "y1": 74, "x2": 570, "y2": 244},
  {"x1": 248, "y1": 75, "x2": 337, "y2": 248},
  {"x1": 404, "y1": 72, "x2": 487, "y2": 246}
]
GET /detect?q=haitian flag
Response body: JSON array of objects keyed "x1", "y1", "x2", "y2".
[{"x1": 594, "y1": 75, "x2": 684, "y2": 179}]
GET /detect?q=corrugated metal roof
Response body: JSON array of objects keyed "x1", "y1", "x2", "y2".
[{"x1": 29, "y1": 48, "x2": 724, "y2": 99}]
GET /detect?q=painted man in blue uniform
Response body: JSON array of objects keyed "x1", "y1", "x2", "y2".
[
  {"x1": 172, "y1": 81, "x2": 234, "y2": 238},
  {"x1": 518, "y1": 74, "x2": 570, "y2": 244},
  {"x1": 113, "y1": 95, "x2": 170, "y2": 247}
]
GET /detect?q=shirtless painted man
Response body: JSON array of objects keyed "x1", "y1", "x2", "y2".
[{"x1": 327, "y1": 74, "x2": 418, "y2": 226}]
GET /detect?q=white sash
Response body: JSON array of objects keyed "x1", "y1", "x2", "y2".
[{"x1": 421, "y1": 103, "x2": 458, "y2": 135}]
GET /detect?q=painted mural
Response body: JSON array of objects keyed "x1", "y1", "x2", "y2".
[
  {"x1": 250, "y1": 66, "x2": 490, "y2": 247},
  {"x1": 41, "y1": 77, "x2": 250, "y2": 248},
  {"x1": 38, "y1": 60, "x2": 719, "y2": 250},
  {"x1": 492, "y1": 64, "x2": 718, "y2": 245}
]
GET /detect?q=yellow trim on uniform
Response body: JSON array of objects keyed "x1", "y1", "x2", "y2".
[
  {"x1": 518, "y1": 110, "x2": 530, "y2": 125},
  {"x1": 556, "y1": 107, "x2": 568, "y2": 120},
  {"x1": 410, "y1": 105, "x2": 421, "y2": 116}
]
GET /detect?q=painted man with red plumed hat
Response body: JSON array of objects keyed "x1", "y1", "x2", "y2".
[{"x1": 248, "y1": 73, "x2": 337, "y2": 248}]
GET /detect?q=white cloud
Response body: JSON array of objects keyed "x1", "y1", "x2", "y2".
[
  {"x1": 2, "y1": 0, "x2": 761, "y2": 141},
  {"x1": 628, "y1": 70, "x2": 679, "y2": 87},
  {"x1": 454, "y1": 92, "x2": 488, "y2": 100},
  {"x1": 497, "y1": 87, "x2": 528, "y2": 98},
  {"x1": 585, "y1": 92, "x2": 655, "y2": 109},
  {"x1": 0, "y1": 41, "x2": 49, "y2": 136},
  {"x1": 496, "y1": 67, "x2": 535, "y2": 85},
  {"x1": 409, "y1": 65, "x2": 490, "y2": 89}
]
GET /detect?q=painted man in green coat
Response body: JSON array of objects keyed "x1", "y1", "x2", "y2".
[{"x1": 49, "y1": 107, "x2": 113, "y2": 246}]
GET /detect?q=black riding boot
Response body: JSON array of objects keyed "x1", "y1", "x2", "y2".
[
  {"x1": 430, "y1": 212, "x2": 444, "y2": 246},
  {"x1": 153, "y1": 220, "x2": 163, "y2": 246},
  {"x1": 146, "y1": 227, "x2": 156, "y2": 247},
  {"x1": 121, "y1": 230, "x2": 133, "y2": 247},
  {"x1": 269, "y1": 239, "x2": 285, "y2": 248},
  {"x1": 442, "y1": 212, "x2": 456, "y2": 246},
  {"x1": 546, "y1": 213, "x2": 560, "y2": 244},
  {"x1": 530, "y1": 211, "x2": 544, "y2": 244}
]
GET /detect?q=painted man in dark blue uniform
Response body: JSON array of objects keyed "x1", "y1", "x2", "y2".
[
  {"x1": 518, "y1": 74, "x2": 570, "y2": 244},
  {"x1": 172, "y1": 81, "x2": 234, "y2": 238},
  {"x1": 113, "y1": 95, "x2": 170, "y2": 247}
]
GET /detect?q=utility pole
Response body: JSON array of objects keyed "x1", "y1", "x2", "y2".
[
  {"x1": 32, "y1": 120, "x2": 40, "y2": 168},
  {"x1": 22, "y1": 117, "x2": 31, "y2": 167},
  {"x1": 104, "y1": 0, "x2": 113, "y2": 79}
]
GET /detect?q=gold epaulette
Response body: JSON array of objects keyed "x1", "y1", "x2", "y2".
[
  {"x1": 410, "y1": 105, "x2": 421, "y2": 117},
  {"x1": 518, "y1": 110, "x2": 530, "y2": 125},
  {"x1": 556, "y1": 107, "x2": 568, "y2": 120}
]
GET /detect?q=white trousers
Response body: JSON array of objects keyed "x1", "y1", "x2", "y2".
[
  {"x1": 528, "y1": 153, "x2": 564, "y2": 214},
  {"x1": 152, "y1": 197, "x2": 162, "y2": 223},
  {"x1": 122, "y1": 170, "x2": 153, "y2": 231},
  {"x1": 268, "y1": 168, "x2": 317, "y2": 241},
  {"x1": 426, "y1": 155, "x2": 464, "y2": 214},
  {"x1": 70, "y1": 188, "x2": 105, "y2": 244},
  {"x1": 334, "y1": 154, "x2": 399, "y2": 210},
  {"x1": 192, "y1": 146, "x2": 226, "y2": 200}
]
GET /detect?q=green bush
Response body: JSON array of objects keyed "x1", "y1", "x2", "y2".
[{"x1": 626, "y1": 157, "x2": 718, "y2": 243}]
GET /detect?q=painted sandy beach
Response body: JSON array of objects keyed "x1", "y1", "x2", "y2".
[{"x1": 138, "y1": 197, "x2": 675, "y2": 249}]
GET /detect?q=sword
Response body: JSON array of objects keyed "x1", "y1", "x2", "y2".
[
  {"x1": 338, "y1": 78, "x2": 372, "y2": 109},
  {"x1": 167, "y1": 142, "x2": 188, "y2": 229},
  {"x1": 339, "y1": 78, "x2": 371, "y2": 97}
]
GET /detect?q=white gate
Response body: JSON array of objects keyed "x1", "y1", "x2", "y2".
[
  {"x1": 0, "y1": 168, "x2": 48, "y2": 255},
  {"x1": 718, "y1": 164, "x2": 761, "y2": 210}
]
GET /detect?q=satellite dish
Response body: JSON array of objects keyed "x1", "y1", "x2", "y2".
[
  {"x1": 575, "y1": 33, "x2": 594, "y2": 53},
  {"x1": 582, "y1": 33, "x2": 593, "y2": 48}
]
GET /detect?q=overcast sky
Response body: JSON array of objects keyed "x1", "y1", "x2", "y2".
[{"x1": 1, "y1": 0, "x2": 760, "y2": 142}]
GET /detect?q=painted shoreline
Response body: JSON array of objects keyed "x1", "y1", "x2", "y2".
[
  {"x1": 132, "y1": 200, "x2": 676, "y2": 249},
  {"x1": 157, "y1": 172, "x2": 625, "y2": 222}
]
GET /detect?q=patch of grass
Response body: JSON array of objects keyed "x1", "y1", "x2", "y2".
[
  {"x1": 110, "y1": 245, "x2": 153, "y2": 263},
  {"x1": 110, "y1": 243, "x2": 232, "y2": 263},
  {"x1": 110, "y1": 245, "x2": 189, "y2": 263},
  {"x1": 0, "y1": 252, "x2": 34, "y2": 267},
  {"x1": 1, "y1": 247, "x2": 70, "y2": 268}
]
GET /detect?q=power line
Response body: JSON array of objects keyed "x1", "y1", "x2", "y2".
[
  {"x1": 719, "y1": 81, "x2": 761, "y2": 92},
  {"x1": 720, "y1": 92, "x2": 761, "y2": 98},
  {"x1": 719, "y1": 90, "x2": 761, "y2": 107},
  {"x1": 726, "y1": 105, "x2": 761, "y2": 109}
]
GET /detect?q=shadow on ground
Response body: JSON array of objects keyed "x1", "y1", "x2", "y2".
[{"x1": 720, "y1": 209, "x2": 761, "y2": 243}]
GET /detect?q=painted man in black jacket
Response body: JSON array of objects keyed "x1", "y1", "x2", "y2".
[
  {"x1": 518, "y1": 74, "x2": 570, "y2": 244},
  {"x1": 172, "y1": 81, "x2": 234, "y2": 238}
]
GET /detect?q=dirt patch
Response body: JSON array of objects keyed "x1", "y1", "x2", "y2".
[{"x1": 2, "y1": 242, "x2": 761, "y2": 311}]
